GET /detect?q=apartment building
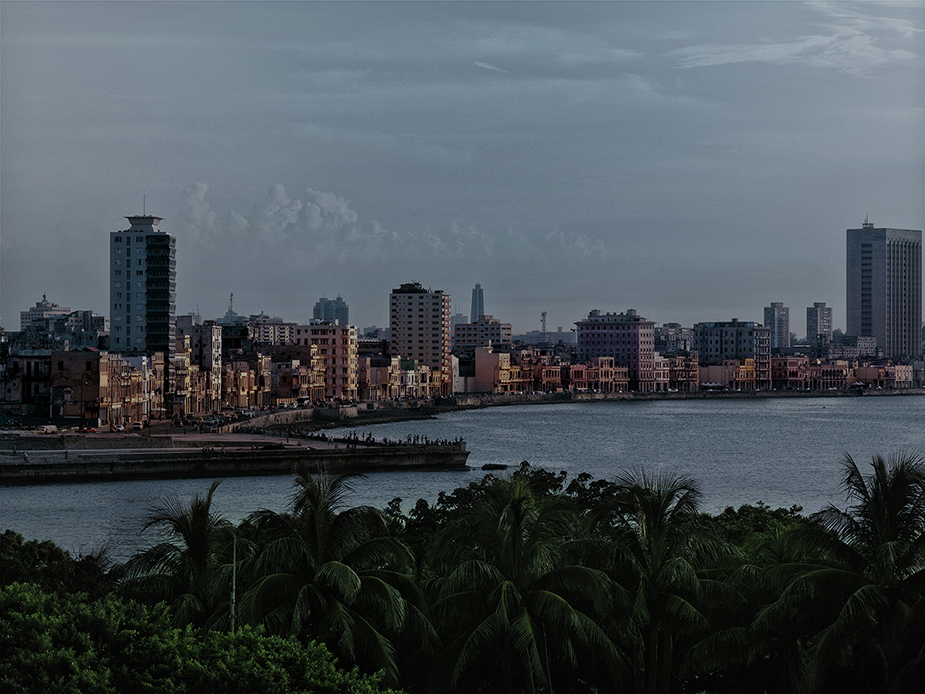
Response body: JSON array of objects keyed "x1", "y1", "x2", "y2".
[
  {"x1": 694, "y1": 319, "x2": 771, "y2": 389},
  {"x1": 806, "y1": 302, "x2": 833, "y2": 347},
  {"x1": 109, "y1": 215, "x2": 176, "y2": 357},
  {"x1": 453, "y1": 314, "x2": 513, "y2": 350},
  {"x1": 389, "y1": 283, "x2": 451, "y2": 393},
  {"x1": 764, "y1": 302, "x2": 790, "y2": 350},
  {"x1": 293, "y1": 323, "x2": 358, "y2": 400},
  {"x1": 575, "y1": 309, "x2": 655, "y2": 391}
]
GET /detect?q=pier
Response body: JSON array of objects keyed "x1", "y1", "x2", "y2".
[{"x1": 0, "y1": 431, "x2": 469, "y2": 485}]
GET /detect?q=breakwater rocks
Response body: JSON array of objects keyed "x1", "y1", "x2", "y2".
[{"x1": 0, "y1": 440, "x2": 469, "y2": 485}]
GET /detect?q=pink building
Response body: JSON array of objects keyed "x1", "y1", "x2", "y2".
[{"x1": 575, "y1": 309, "x2": 655, "y2": 391}]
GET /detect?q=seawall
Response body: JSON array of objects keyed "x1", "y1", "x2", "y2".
[{"x1": 0, "y1": 442, "x2": 469, "y2": 485}]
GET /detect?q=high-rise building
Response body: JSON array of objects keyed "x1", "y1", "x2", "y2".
[
  {"x1": 764, "y1": 302, "x2": 790, "y2": 350},
  {"x1": 470, "y1": 283, "x2": 485, "y2": 322},
  {"x1": 389, "y1": 282, "x2": 451, "y2": 392},
  {"x1": 846, "y1": 219, "x2": 922, "y2": 359},
  {"x1": 110, "y1": 216, "x2": 176, "y2": 357},
  {"x1": 313, "y1": 295, "x2": 349, "y2": 325},
  {"x1": 575, "y1": 309, "x2": 655, "y2": 391},
  {"x1": 806, "y1": 302, "x2": 833, "y2": 346}
]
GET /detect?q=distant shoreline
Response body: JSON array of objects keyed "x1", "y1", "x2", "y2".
[{"x1": 281, "y1": 386, "x2": 925, "y2": 432}]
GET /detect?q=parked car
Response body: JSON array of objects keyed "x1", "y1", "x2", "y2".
[{"x1": 132, "y1": 422, "x2": 143, "y2": 431}]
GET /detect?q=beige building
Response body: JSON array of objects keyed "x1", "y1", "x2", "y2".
[
  {"x1": 293, "y1": 323, "x2": 358, "y2": 400},
  {"x1": 453, "y1": 315, "x2": 512, "y2": 350},
  {"x1": 176, "y1": 316, "x2": 223, "y2": 412},
  {"x1": 389, "y1": 283, "x2": 451, "y2": 394},
  {"x1": 21, "y1": 295, "x2": 71, "y2": 330}
]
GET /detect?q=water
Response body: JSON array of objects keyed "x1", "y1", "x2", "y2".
[{"x1": 2, "y1": 397, "x2": 923, "y2": 562}]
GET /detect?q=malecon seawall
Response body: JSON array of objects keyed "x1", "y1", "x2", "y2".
[{"x1": 0, "y1": 442, "x2": 469, "y2": 485}]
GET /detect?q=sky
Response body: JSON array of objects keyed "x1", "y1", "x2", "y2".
[{"x1": 2, "y1": 1, "x2": 923, "y2": 337}]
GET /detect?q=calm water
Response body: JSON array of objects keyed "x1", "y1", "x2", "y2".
[{"x1": 3, "y1": 397, "x2": 923, "y2": 562}]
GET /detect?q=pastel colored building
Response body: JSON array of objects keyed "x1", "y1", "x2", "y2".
[
  {"x1": 575, "y1": 309, "x2": 655, "y2": 391},
  {"x1": 293, "y1": 323, "x2": 358, "y2": 400}
]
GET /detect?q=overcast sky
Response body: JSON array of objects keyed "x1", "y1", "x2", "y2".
[{"x1": 2, "y1": 1, "x2": 922, "y2": 336}]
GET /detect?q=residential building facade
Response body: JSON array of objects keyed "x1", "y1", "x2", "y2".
[
  {"x1": 109, "y1": 216, "x2": 177, "y2": 357},
  {"x1": 764, "y1": 302, "x2": 790, "y2": 350},
  {"x1": 575, "y1": 309, "x2": 655, "y2": 391},
  {"x1": 694, "y1": 319, "x2": 771, "y2": 389},
  {"x1": 806, "y1": 302, "x2": 833, "y2": 347},
  {"x1": 293, "y1": 323, "x2": 358, "y2": 400},
  {"x1": 389, "y1": 283, "x2": 451, "y2": 393},
  {"x1": 453, "y1": 315, "x2": 513, "y2": 350}
]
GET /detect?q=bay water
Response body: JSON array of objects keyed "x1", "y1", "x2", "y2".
[{"x1": 2, "y1": 396, "x2": 923, "y2": 562}]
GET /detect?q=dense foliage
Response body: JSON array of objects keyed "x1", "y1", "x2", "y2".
[
  {"x1": 0, "y1": 582, "x2": 398, "y2": 694},
  {"x1": 4, "y1": 454, "x2": 924, "y2": 693}
]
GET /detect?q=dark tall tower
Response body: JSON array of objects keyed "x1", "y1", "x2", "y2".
[
  {"x1": 846, "y1": 218, "x2": 922, "y2": 359},
  {"x1": 470, "y1": 283, "x2": 484, "y2": 322}
]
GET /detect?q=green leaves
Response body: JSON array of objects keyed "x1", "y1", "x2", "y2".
[{"x1": 0, "y1": 583, "x2": 399, "y2": 694}]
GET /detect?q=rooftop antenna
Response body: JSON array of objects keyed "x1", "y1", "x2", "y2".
[
  {"x1": 143, "y1": 195, "x2": 145, "y2": 215},
  {"x1": 863, "y1": 213, "x2": 873, "y2": 228}
]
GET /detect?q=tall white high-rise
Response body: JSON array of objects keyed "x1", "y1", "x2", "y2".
[
  {"x1": 846, "y1": 219, "x2": 922, "y2": 359},
  {"x1": 389, "y1": 282, "x2": 451, "y2": 392},
  {"x1": 470, "y1": 283, "x2": 485, "y2": 322},
  {"x1": 110, "y1": 216, "x2": 176, "y2": 357},
  {"x1": 764, "y1": 302, "x2": 790, "y2": 350}
]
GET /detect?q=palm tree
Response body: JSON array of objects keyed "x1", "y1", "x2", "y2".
[
  {"x1": 117, "y1": 479, "x2": 234, "y2": 628},
  {"x1": 428, "y1": 473, "x2": 624, "y2": 693},
  {"x1": 242, "y1": 466, "x2": 430, "y2": 686},
  {"x1": 758, "y1": 453, "x2": 925, "y2": 693},
  {"x1": 608, "y1": 467, "x2": 722, "y2": 694}
]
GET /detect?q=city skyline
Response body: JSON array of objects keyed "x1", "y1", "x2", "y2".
[{"x1": 2, "y1": 2, "x2": 923, "y2": 334}]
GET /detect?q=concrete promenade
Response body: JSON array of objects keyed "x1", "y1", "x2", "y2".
[{"x1": 0, "y1": 428, "x2": 469, "y2": 485}]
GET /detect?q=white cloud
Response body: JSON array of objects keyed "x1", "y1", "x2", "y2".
[
  {"x1": 670, "y1": 2, "x2": 919, "y2": 75},
  {"x1": 473, "y1": 61, "x2": 508, "y2": 73},
  {"x1": 180, "y1": 182, "x2": 605, "y2": 268}
]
